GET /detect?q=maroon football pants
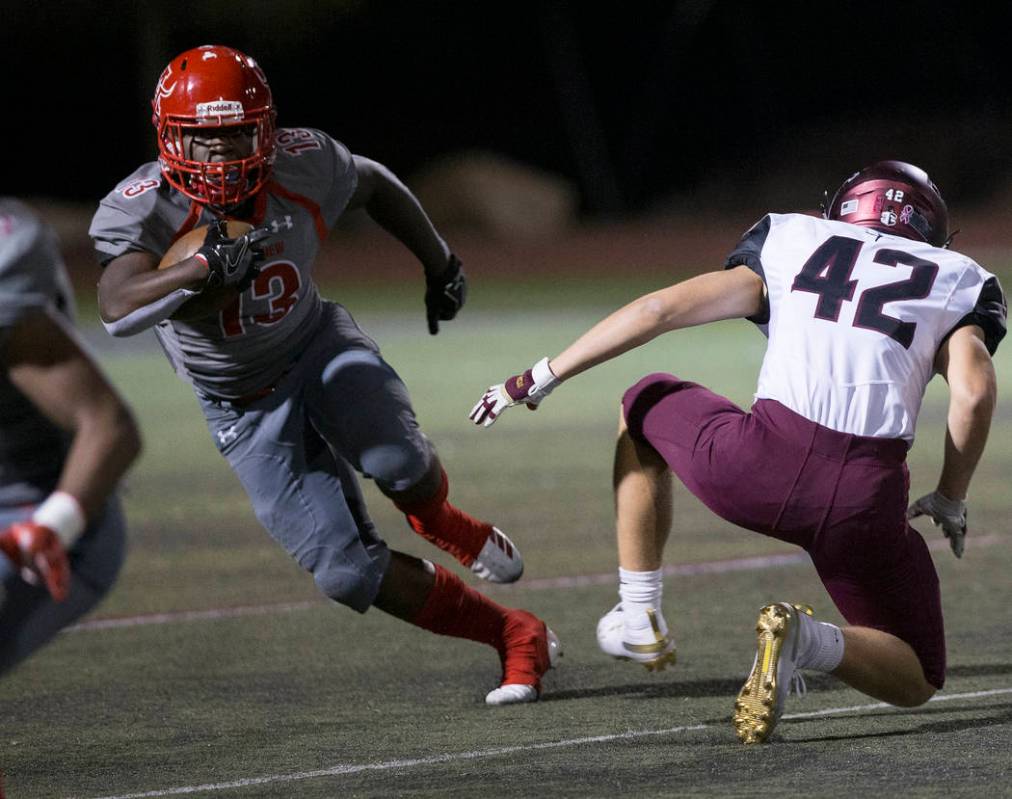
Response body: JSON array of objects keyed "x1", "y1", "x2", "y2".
[{"x1": 622, "y1": 373, "x2": 945, "y2": 688}]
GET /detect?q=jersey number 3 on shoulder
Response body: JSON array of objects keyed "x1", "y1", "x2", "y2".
[{"x1": 790, "y1": 235, "x2": 939, "y2": 349}]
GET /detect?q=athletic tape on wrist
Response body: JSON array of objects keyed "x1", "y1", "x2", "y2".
[
  {"x1": 532, "y1": 357, "x2": 559, "y2": 391},
  {"x1": 32, "y1": 491, "x2": 86, "y2": 547}
]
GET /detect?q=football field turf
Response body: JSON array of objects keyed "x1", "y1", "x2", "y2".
[{"x1": 2, "y1": 278, "x2": 1010, "y2": 798}]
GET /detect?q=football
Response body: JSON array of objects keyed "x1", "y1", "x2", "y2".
[{"x1": 158, "y1": 221, "x2": 253, "y2": 320}]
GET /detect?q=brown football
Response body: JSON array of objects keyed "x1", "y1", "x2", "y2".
[{"x1": 158, "y1": 221, "x2": 253, "y2": 320}]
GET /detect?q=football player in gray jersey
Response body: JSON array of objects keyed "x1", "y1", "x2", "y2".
[
  {"x1": 473, "y1": 161, "x2": 1004, "y2": 738},
  {"x1": 0, "y1": 198, "x2": 141, "y2": 675},
  {"x1": 90, "y1": 45, "x2": 557, "y2": 705}
]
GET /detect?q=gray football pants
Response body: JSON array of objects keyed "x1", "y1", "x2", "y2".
[
  {"x1": 197, "y1": 322, "x2": 431, "y2": 613},
  {"x1": 0, "y1": 497, "x2": 126, "y2": 675}
]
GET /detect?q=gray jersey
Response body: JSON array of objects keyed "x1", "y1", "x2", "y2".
[
  {"x1": 0, "y1": 199, "x2": 77, "y2": 503},
  {"x1": 90, "y1": 128, "x2": 358, "y2": 399}
]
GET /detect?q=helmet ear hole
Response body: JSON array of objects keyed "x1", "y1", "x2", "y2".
[{"x1": 152, "y1": 45, "x2": 276, "y2": 207}]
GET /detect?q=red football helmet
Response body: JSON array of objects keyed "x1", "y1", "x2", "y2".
[
  {"x1": 824, "y1": 160, "x2": 949, "y2": 247},
  {"x1": 152, "y1": 45, "x2": 277, "y2": 207}
]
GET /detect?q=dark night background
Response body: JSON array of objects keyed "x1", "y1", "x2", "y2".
[{"x1": 6, "y1": 1, "x2": 1012, "y2": 220}]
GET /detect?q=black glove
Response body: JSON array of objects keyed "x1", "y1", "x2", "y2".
[
  {"x1": 425, "y1": 253, "x2": 467, "y2": 335},
  {"x1": 196, "y1": 221, "x2": 271, "y2": 291}
]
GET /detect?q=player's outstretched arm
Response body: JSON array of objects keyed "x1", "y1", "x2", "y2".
[
  {"x1": 549, "y1": 266, "x2": 765, "y2": 381},
  {"x1": 3, "y1": 307, "x2": 142, "y2": 532},
  {"x1": 470, "y1": 266, "x2": 765, "y2": 426},
  {"x1": 347, "y1": 156, "x2": 464, "y2": 334},
  {"x1": 908, "y1": 325, "x2": 997, "y2": 557}
]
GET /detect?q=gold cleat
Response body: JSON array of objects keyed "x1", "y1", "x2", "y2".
[
  {"x1": 733, "y1": 603, "x2": 812, "y2": 745},
  {"x1": 619, "y1": 608, "x2": 677, "y2": 672}
]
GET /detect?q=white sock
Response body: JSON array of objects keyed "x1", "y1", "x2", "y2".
[
  {"x1": 796, "y1": 613, "x2": 845, "y2": 673},
  {"x1": 618, "y1": 567, "x2": 665, "y2": 633}
]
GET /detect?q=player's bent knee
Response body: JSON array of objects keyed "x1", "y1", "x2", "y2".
[
  {"x1": 893, "y1": 680, "x2": 937, "y2": 708},
  {"x1": 312, "y1": 562, "x2": 379, "y2": 614},
  {"x1": 362, "y1": 443, "x2": 429, "y2": 494}
]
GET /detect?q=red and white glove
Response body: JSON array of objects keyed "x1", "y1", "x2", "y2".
[
  {"x1": 907, "y1": 491, "x2": 968, "y2": 558},
  {"x1": 470, "y1": 357, "x2": 560, "y2": 427},
  {"x1": 0, "y1": 521, "x2": 71, "y2": 601}
]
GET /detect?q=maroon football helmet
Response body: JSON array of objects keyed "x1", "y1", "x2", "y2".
[
  {"x1": 152, "y1": 45, "x2": 277, "y2": 207},
  {"x1": 824, "y1": 160, "x2": 949, "y2": 247}
]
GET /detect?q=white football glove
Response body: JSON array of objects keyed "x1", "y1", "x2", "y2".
[
  {"x1": 907, "y1": 491, "x2": 968, "y2": 558},
  {"x1": 469, "y1": 357, "x2": 559, "y2": 427}
]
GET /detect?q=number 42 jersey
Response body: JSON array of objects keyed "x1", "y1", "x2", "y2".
[{"x1": 725, "y1": 213, "x2": 1006, "y2": 442}]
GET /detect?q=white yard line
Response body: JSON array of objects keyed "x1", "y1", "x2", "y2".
[
  {"x1": 66, "y1": 548, "x2": 813, "y2": 632},
  {"x1": 75, "y1": 687, "x2": 1012, "y2": 799},
  {"x1": 65, "y1": 601, "x2": 320, "y2": 632},
  {"x1": 64, "y1": 533, "x2": 1000, "y2": 633}
]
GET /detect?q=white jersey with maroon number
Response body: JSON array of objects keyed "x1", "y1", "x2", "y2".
[
  {"x1": 89, "y1": 128, "x2": 358, "y2": 400},
  {"x1": 725, "y1": 213, "x2": 1006, "y2": 442}
]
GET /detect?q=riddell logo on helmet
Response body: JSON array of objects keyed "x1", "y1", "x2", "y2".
[{"x1": 196, "y1": 100, "x2": 245, "y2": 121}]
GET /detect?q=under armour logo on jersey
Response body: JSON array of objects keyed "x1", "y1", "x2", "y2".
[
  {"x1": 269, "y1": 215, "x2": 294, "y2": 233},
  {"x1": 217, "y1": 425, "x2": 239, "y2": 446}
]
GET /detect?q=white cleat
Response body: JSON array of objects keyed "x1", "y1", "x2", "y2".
[
  {"x1": 596, "y1": 603, "x2": 677, "y2": 672},
  {"x1": 485, "y1": 627, "x2": 561, "y2": 706},
  {"x1": 733, "y1": 602, "x2": 812, "y2": 745},
  {"x1": 484, "y1": 684, "x2": 539, "y2": 705},
  {"x1": 471, "y1": 526, "x2": 524, "y2": 584}
]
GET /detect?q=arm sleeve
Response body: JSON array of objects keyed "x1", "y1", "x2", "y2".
[
  {"x1": 101, "y1": 287, "x2": 200, "y2": 338},
  {"x1": 723, "y1": 215, "x2": 772, "y2": 325},
  {"x1": 943, "y1": 274, "x2": 1007, "y2": 355}
]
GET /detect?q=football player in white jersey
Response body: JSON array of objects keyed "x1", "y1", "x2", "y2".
[
  {"x1": 472, "y1": 161, "x2": 1004, "y2": 739},
  {"x1": 91, "y1": 46, "x2": 557, "y2": 705},
  {"x1": 1, "y1": 198, "x2": 141, "y2": 674}
]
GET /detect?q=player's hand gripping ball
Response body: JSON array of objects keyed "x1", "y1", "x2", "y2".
[{"x1": 158, "y1": 221, "x2": 270, "y2": 319}]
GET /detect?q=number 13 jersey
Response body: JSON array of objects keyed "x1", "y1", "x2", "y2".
[
  {"x1": 725, "y1": 213, "x2": 1006, "y2": 442},
  {"x1": 89, "y1": 128, "x2": 358, "y2": 401}
]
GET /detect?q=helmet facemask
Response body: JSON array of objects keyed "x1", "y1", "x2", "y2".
[
  {"x1": 152, "y1": 45, "x2": 277, "y2": 209},
  {"x1": 157, "y1": 114, "x2": 275, "y2": 209}
]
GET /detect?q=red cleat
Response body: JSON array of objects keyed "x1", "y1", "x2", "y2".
[{"x1": 485, "y1": 610, "x2": 561, "y2": 705}]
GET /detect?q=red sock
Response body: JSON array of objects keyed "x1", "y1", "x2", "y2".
[
  {"x1": 395, "y1": 470, "x2": 491, "y2": 566},
  {"x1": 410, "y1": 563, "x2": 506, "y2": 647},
  {"x1": 410, "y1": 565, "x2": 549, "y2": 689}
]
